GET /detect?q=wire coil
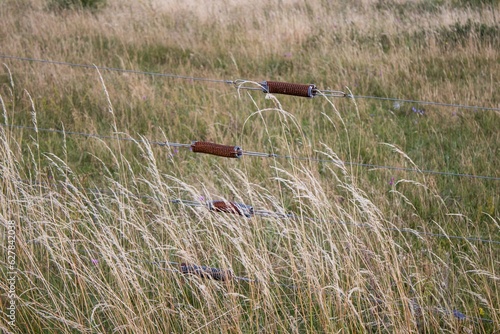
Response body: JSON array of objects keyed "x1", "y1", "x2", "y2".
[
  {"x1": 190, "y1": 141, "x2": 243, "y2": 158},
  {"x1": 180, "y1": 263, "x2": 233, "y2": 281},
  {"x1": 208, "y1": 200, "x2": 254, "y2": 218},
  {"x1": 261, "y1": 81, "x2": 316, "y2": 98}
]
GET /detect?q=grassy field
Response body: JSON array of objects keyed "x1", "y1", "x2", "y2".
[{"x1": 1, "y1": 0, "x2": 499, "y2": 332}]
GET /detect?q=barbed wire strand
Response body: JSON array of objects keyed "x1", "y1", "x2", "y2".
[
  {"x1": 2, "y1": 54, "x2": 499, "y2": 112},
  {"x1": 2, "y1": 123, "x2": 499, "y2": 181}
]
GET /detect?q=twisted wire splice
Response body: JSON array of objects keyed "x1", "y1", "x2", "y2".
[{"x1": 191, "y1": 141, "x2": 243, "y2": 158}]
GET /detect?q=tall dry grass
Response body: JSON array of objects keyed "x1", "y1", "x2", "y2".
[{"x1": 1, "y1": 0, "x2": 499, "y2": 333}]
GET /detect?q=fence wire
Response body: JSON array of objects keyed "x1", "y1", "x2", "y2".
[
  {"x1": 2, "y1": 54, "x2": 499, "y2": 112},
  {"x1": 2, "y1": 123, "x2": 499, "y2": 181}
]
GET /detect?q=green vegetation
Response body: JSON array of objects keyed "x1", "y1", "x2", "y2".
[
  {"x1": 48, "y1": 0, "x2": 107, "y2": 11},
  {"x1": 0, "y1": 0, "x2": 499, "y2": 333}
]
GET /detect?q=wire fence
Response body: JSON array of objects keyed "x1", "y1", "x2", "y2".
[
  {"x1": 150, "y1": 260, "x2": 492, "y2": 324},
  {"x1": 2, "y1": 123, "x2": 499, "y2": 181},
  {"x1": 1, "y1": 53, "x2": 498, "y2": 326},
  {"x1": 9, "y1": 177, "x2": 498, "y2": 245},
  {"x1": 5, "y1": 173, "x2": 496, "y2": 323},
  {"x1": 169, "y1": 197, "x2": 500, "y2": 245},
  {"x1": 2, "y1": 54, "x2": 500, "y2": 112}
]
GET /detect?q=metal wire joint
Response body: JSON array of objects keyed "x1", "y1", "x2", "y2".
[{"x1": 208, "y1": 200, "x2": 254, "y2": 218}]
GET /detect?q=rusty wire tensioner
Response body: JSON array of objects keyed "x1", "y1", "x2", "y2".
[
  {"x1": 190, "y1": 141, "x2": 243, "y2": 158},
  {"x1": 188, "y1": 140, "x2": 279, "y2": 159},
  {"x1": 207, "y1": 200, "x2": 254, "y2": 218},
  {"x1": 232, "y1": 79, "x2": 347, "y2": 98},
  {"x1": 261, "y1": 81, "x2": 317, "y2": 98},
  {"x1": 180, "y1": 263, "x2": 233, "y2": 281}
]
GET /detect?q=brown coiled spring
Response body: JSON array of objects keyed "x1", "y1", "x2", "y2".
[
  {"x1": 180, "y1": 263, "x2": 233, "y2": 281},
  {"x1": 208, "y1": 200, "x2": 254, "y2": 218},
  {"x1": 263, "y1": 81, "x2": 317, "y2": 98},
  {"x1": 191, "y1": 141, "x2": 243, "y2": 158}
]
